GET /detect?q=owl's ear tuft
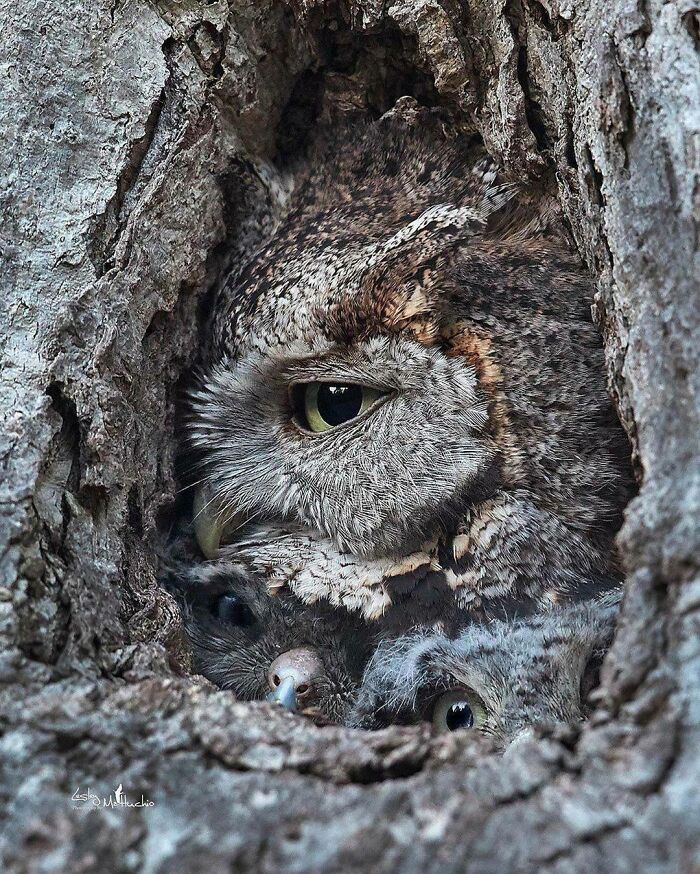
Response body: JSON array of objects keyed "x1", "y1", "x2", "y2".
[
  {"x1": 385, "y1": 284, "x2": 440, "y2": 344},
  {"x1": 391, "y1": 284, "x2": 432, "y2": 324}
]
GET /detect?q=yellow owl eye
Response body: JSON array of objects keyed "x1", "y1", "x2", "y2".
[
  {"x1": 294, "y1": 383, "x2": 386, "y2": 433},
  {"x1": 431, "y1": 689, "x2": 487, "y2": 733}
]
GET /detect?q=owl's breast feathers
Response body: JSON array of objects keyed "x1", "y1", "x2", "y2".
[{"x1": 226, "y1": 491, "x2": 621, "y2": 627}]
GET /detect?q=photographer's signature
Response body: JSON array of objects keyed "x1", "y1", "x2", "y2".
[{"x1": 72, "y1": 783, "x2": 155, "y2": 809}]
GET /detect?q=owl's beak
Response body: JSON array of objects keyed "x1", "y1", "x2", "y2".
[
  {"x1": 192, "y1": 485, "x2": 244, "y2": 559},
  {"x1": 266, "y1": 647, "x2": 326, "y2": 713},
  {"x1": 266, "y1": 676, "x2": 298, "y2": 711}
]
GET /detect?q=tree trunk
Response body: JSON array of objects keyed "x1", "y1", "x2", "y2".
[{"x1": 1, "y1": 1, "x2": 698, "y2": 871}]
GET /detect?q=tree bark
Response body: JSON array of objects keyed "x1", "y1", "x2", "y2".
[{"x1": 1, "y1": 1, "x2": 698, "y2": 871}]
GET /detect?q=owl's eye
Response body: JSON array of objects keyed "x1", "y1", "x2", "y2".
[
  {"x1": 431, "y1": 689, "x2": 487, "y2": 733},
  {"x1": 292, "y1": 382, "x2": 386, "y2": 433},
  {"x1": 212, "y1": 594, "x2": 256, "y2": 627}
]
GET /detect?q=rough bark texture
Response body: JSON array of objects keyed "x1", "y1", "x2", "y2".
[{"x1": 1, "y1": 1, "x2": 698, "y2": 871}]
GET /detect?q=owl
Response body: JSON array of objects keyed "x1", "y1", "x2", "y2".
[
  {"x1": 347, "y1": 597, "x2": 619, "y2": 747},
  {"x1": 164, "y1": 558, "x2": 376, "y2": 722},
  {"x1": 185, "y1": 98, "x2": 633, "y2": 632}
]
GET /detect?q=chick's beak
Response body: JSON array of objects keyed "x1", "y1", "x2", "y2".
[
  {"x1": 266, "y1": 647, "x2": 326, "y2": 713},
  {"x1": 266, "y1": 676, "x2": 298, "y2": 711}
]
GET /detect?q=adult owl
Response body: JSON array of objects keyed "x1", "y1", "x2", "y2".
[
  {"x1": 347, "y1": 597, "x2": 618, "y2": 746},
  {"x1": 186, "y1": 99, "x2": 633, "y2": 632}
]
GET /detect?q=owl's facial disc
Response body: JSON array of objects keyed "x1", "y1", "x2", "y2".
[{"x1": 190, "y1": 336, "x2": 496, "y2": 560}]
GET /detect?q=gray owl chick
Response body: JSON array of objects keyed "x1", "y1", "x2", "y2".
[
  {"x1": 347, "y1": 599, "x2": 618, "y2": 747},
  {"x1": 165, "y1": 560, "x2": 377, "y2": 723},
  {"x1": 187, "y1": 98, "x2": 633, "y2": 630}
]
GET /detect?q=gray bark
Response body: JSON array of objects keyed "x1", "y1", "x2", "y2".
[{"x1": 1, "y1": 1, "x2": 698, "y2": 871}]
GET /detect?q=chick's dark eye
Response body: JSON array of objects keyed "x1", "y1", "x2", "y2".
[
  {"x1": 213, "y1": 594, "x2": 256, "y2": 627},
  {"x1": 292, "y1": 382, "x2": 386, "y2": 433},
  {"x1": 446, "y1": 701, "x2": 474, "y2": 730},
  {"x1": 432, "y1": 689, "x2": 486, "y2": 733}
]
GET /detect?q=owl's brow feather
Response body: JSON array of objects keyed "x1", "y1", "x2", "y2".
[{"x1": 269, "y1": 187, "x2": 517, "y2": 349}]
